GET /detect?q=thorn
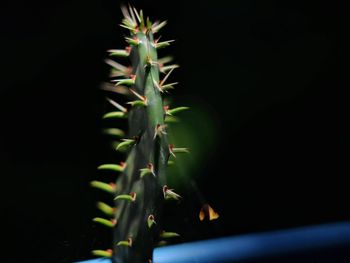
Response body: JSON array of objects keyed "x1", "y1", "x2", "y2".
[
  {"x1": 154, "y1": 124, "x2": 167, "y2": 139},
  {"x1": 100, "y1": 82, "x2": 130, "y2": 95},
  {"x1": 129, "y1": 88, "x2": 145, "y2": 101},
  {"x1": 199, "y1": 204, "x2": 219, "y2": 221},
  {"x1": 91, "y1": 249, "x2": 113, "y2": 258},
  {"x1": 114, "y1": 192, "x2": 137, "y2": 202},
  {"x1": 132, "y1": 7, "x2": 141, "y2": 23},
  {"x1": 116, "y1": 237, "x2": 133, "y2": 247},
  {"x1": 163, "y1": 185, "x2": 182, "y2": 201},
  {"x1": 160, "y1": 64, "x2": 180, "y2": 74},
  {"x1": 161, "y1": 82, "x2": 179, "y2": 92},
  {"x1": 105, "y1": 59, "x2": 129, "y2": 75},
  {"x1": 160, "y1": 67, "x2": 176, "y2": 87},
  {"x1": 169, "y1": 144, "x2": 190, "y2": 157},
  {"x1": 112, "y1": 75, "x2": 136, "y2": 86},
  {"x1": 152, "y1": 20, "x2": 167, "y2": 33},
  {"x1": 154, "y1": 39, "x2": 175, "y2": 49},
  {"x1": 160, "y1": 231, "x2": 180, "y2": 239},
  {"x1": 128, "y1": 89, "x2": 148, "y2": 106},
  {"x1": 107, "y1": 47, "x2": 131, "y2": 57},
  {"x1": 147, "y1": 214, "x2": 156, "y2": 228},
  {"x1": 158, "y1": 56, "x2": 174, "y2": 66},
  {"x1": 165, "y1": 106, "x2": 190, "y2": 116},
  {"x1": 153, "y1": 78, "x2": 163, "y2": 92},
  {"x1": 106, "y1": 98, "x2": 127, "y2": 113}
]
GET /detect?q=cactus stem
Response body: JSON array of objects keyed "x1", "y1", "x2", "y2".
[
  {"x1": 163, "y1": 185, "x2": 182, "y2": 200},
  {"x1": 146, "y1": 55, "x2": 159, "y2": 68},
  {"x1": 114, "y1": 192, "x2": 137, "y2": 202}
]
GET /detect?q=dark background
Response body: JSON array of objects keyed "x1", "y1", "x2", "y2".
[{"x1": 0, "y1": 0, "x2": 349, "y2": 262}]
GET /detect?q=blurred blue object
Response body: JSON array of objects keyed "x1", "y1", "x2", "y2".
[
  {"x1": 76, "y1": 221, "x2": 350, "y2": 263},
  {"x1": 75, "y1": 258, "x2": 111, "y2": 263}
]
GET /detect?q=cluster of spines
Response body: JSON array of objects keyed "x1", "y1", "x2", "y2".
[{"x1": 90, "y1": 6, "x2": 190, "y2": 261}]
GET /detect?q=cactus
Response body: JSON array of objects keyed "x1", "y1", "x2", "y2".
[{"x1": 91, "y1": 6, "x2": 187, "y2": 262}]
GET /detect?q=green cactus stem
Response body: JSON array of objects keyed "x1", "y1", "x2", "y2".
[{"x1": 92, "y1": 5, "x2": 187, "y2": 262}]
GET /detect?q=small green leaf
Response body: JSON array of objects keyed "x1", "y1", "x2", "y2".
[
  {"x1": 165, "y1": 115, "x2": 179, "y2": 123},
  {"x1": 160, "y1": 231, "x2": 180, "y2": 239},
  {"x1": 127, "y1": 100, "x2": 147, "y2": 107},
  {"x1": 167, "y1": 107, "x2": 190, "y2": 115},
  {"x1": 114, "y1": 192, "x2": 136, "y2": 202},
  {"x1": 103, "y1": 111, "x2": 127, "y2": 119},
  {"x1": 140, "y1": 168, "x2": 151, "y2": 178},
  {"x1": 115, "y1": 78, "x2": 135, "y2": 86},
  {"x1": 125, "y1": 37, "x2": 140, "y2": 46},
  {"x1": 155, "y1": 40, "x2": 174, "y2": 49},
  {"x1": 172, "y1": 148, "x2": 190, "y2": 153},
  {"x1": 167, "y1": 160, "x2": 174, "y2": 166},
  {"x1": 161, "y1": 82, "x2": 178, "y2": 91},
  {"x1": 116, "y1": 238, "x2": 132, "y2": 247},
  {"x1": 93, "y1": 217, "x2": 116, "y2": 228},
  {"x1": 108, "y1": 49, "x2": 129, "y2": 57},
  {"x1": 90, "y1": 181, "x2": 116, "y2": 194},
  {"x1": 97, "y1": 202, "x2": 115, "y2": 217},
  {"x1": 116, "y1": 139, "x2": 135, "y2": 151},
  {"x1": 102, "y1": 128, "x2": 125, "y2": 137},
  {"x1": 91, "y1": 249, "x2": 113, "y2": 258},
  {"x1": 98, "y1": 164, "x2": 125, "y2": 172},
  {"x1": 161, "y1": 65, "x2": 180, "y2": 73},
  {"x1": 147, "y1": 214, "x2": 156, "y2": 228}
]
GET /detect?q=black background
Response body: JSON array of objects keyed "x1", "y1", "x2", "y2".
[{"x1": 0, "y1": 0, "x2": 349, "y2": 262}]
